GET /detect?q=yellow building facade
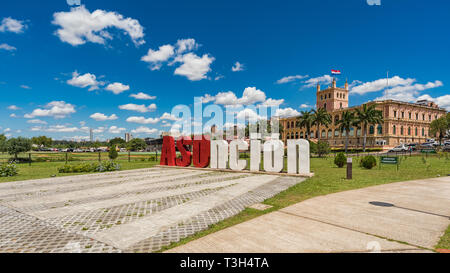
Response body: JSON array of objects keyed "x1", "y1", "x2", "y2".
[{"x1": 280, "y1": 79, "x2": 447, "y2": 149}]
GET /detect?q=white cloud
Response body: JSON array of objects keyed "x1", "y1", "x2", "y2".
[
  {"x1": 176, "y1": 38, "x2": 199, "y2": 54},
  {"x1": 8, "y1": 105, "x2": 20, "y2": 110},
  {"x1": 416, "y1": 94, "x2": 450, "y2": 111},
  {"x1": 302, "y1": 75, "x2": 333, "y2": 89},
  {"x1": 351, "y1": 76, "x2": 415, "y2": 95},
  {"x1": 276, "y1": 75, "x2": 308, "y2": 84},
  {"x1": 130, "y1": 92, "x2": 156, "y2": 100},
  {"x1": 25, "y1": 101, "x2": 76, "y2": 119},
  {"x1": 0, "y1": 43, "x2": 17, "y2": 51},
  {"x1": 90, "y1": 113, "x2": 118, "y2": 121},
  {"x1": 259, "y1": 98, "x2": 285, "y2": 107},
  {"x1": 131, "y1": 126, "x2": 158, "y2": 134},
  {"x1": 52, "y1": 5, "x2": 145, "y2": 46},
  {"x1": 32, "y1": 125, "x2": 79, "y2": 133},
  {"x1": 237, "y1": 87, "x2": 266, "y2": 105},
  {"x1": 9, "y1": 113, "x2": 17, "y2": 118},
  {"x1": 236, "y1": 109, "x2": 262, "y2": 122},
  {"x1": 174, "y1": 53, "x2": 215, "y2": 81},
  {"x1": 160, "y1": 113, "x2": 180, "y2": 121},
  {"x1": 4, "y1": 128, "x2": 11, "y2": 132},
  {"x1": 231, "y1": 62, "x2": 244, "y2": 72},
  {"x1": 201, "y1": 87, "x2": 280, "y2": 108},
  {"x1": 274, "y1": 108, "x2": 300, "y2": 118},
  {"x1": 141, "y1": 44, "x2": 175, "y2": 70},
  {"x1": 0, "y1": 17, "x2": 26, "y2": 34},
  {"x1": 67, "y1": 71, "x2": 102, "y2": 91},
  {"x1": 126, "y1": 116, "x2": 159, "y2": 124},
  {"x1": 27, "y1": 119, "x2": 47, "y2": 125},
  {"x1": 299, "y1": 104, "x2": 313, "y2": 109},
  {"x1": 119, "y1": 103, "x2": 157, "y2": 113},
  {"x1": 105, "y1": 82, "x2": 130, "y2": 94},
  {"x1": 108, "y1": 126, "x2": 126, "y2": 134},
  {"x1": 20, "y1": 85, "x2": 31, "y2": 89}
]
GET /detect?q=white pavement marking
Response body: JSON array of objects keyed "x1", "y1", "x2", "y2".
[
  {"x1": 91, "y1": 175, "x2": 280, "y2": 250},
  {"x1": 167, "y1": 176, "x2": 450, "y2": 253},
  {"x1": 0, "y1": 169, "x2": 198, "y2": 197},
  {"x1": 30, "y1": 173, "x2": 253, "y2": 219},
  {"x1": 8, "y1": 170, "x2": 212, "y2": 208}
]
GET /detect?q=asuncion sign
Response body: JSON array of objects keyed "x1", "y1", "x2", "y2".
[{"x1": 159, "y1": 136, "x2": 311, "y2": 176}]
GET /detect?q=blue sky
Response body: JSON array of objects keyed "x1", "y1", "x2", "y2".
[{"x1": 0, "y1": 0, "x2": 449, "y2": 141}]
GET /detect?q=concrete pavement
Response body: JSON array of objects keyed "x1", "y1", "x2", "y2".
[{"x1": 167, "y1": 176, "x2": 450, "y2": 253}]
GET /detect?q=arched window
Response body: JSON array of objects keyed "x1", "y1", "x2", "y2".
[
  {"x1": 340, "y1": 103, "x2": 343, "y2": 109},
  {"x1": 334, "y1": 115, "x2": 339, "y2": 124},
  {"x1": 393, "y1": 125, "x2": 396, "y2": 135},
  {"x1": 287, "y1": 122, "x2": 290, "y2": 129},
  {"x1": 350, "y1": 128, "x2": 355, "y2": 136},
  {"x1": 342, "y1": 130, "x2": 347, "y2": 137},
  {"x1": 369, "y1": 126, "x2": 375, "y2": 135},
  {"x1": 321, "y1": 130, "x2": 326, "y2": 138},
  {"x1": 422, "y1": 128, "x2": 425, "y2": 136},
  {"x1": 415, "y1": 127, "x2": 418, "y2": 136},
  {"x1": 328, "y1": 130, "x2": 332, "y2": 138},
  {"x1": 357, "y1": 128, "x2": 362, "y2": 136},
  {"x1": 310, "y1": 131, "x2": 315, "y2": 139},
  {"x1": 408, "y1": 127, "x2": 411, "y2": 135},
  {"x1": 324, "y1": 103, "x2": 327, "y2": 109},
  {"x1": 295, "y1": 132, "x2": 299, "y2": 139},
  {"x1": 334, "y1": 130, "x2": 340, "y2": 137},
  {"x1": 300, "y1": 132, "x2": 304, "y2": 139},
  {"x1": 377, "y1": 125, "x2": 383, "y2": 135},
  {"x1": 400, "y1": 126, "x2": 404, "y2": 135}
]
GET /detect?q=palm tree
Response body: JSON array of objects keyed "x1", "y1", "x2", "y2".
[
  {"x1": 312, "y1": 108, "x2": 332, "y2": 140},
  {"x1": 297, "y1": 111, "x2": 314, "y2": 139},
  {"x1": 336, "y1": 111, "x2": 358, "y2": 153},
  {"x1": 354, "y1": 104, "x2": 384, "y2": 152}
]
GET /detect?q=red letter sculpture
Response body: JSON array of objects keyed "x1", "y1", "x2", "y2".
[
  {"x1": 193, "y1": 136, "x2": 210, "y2": 168},
  {"x1": 160, "y1": 136, "x2": 176, "y2": 166},
  {"x1": 176, "y1": 136, "x2": 192, "y2": 167}
]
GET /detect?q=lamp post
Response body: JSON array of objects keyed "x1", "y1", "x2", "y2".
[{"x1": 347, "y1": 157, "x2": 353, "y2": 180}]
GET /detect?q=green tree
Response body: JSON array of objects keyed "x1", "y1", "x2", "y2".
[
  {"x1": 127, "y1": 138, "x2": 147, "y2": 152},
  {"x1": 108, "y1": 146, "x2": 119, "y2": 160},
  {"x1": 430, "y1": 116, "x2": 449, "y2": 145},
  {"x1": 297, "y1": 111, "x2": 314, "y2": 139},
  {"x1": 354, "y1": 104, "x2": 384, "y2": 152},
  {"x1": 7, "y1": 137, "x2": 32, "y2": 159},
  {"x1": 109, "y1": 137, "x2": 126, "y2": 148},
  {"x1": 0, "y1": 134, "x2": 7, "y2": 153},
  {"x1": 31, "y1": 136, "x2": 53, "y2": 147},
  {"x1": 312, "y1": 108, "x2": 332, "y2": 140},
  {"x1": 336, "y1": 111, "x2": 358, "y2": 153}
]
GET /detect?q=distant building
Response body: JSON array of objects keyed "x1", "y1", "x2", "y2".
[
  {"x1": 89, "y1": 128, "x2": 94, "y2": 142},
  {"x1": 279, "y1": 78, "x2": 447, "y2": 149},
  {"x1": 125, "y1": 133, "x2": 133, "y2": 143},
  {"x1": 145, "y1": 137, "x2": 163, "y2": 152}
]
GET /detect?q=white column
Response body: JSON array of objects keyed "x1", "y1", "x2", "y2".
[
  {"x1": 210, "y1": 140, "x2": 229, "y2": 169},
  {"x1": 287, "y1": 139, "x2": 310, "y2": 175},
  {"x1": 229, "y1": 140, "x2": 249, "y2": 171},
  {"x1": 250, "y1": 139, "x2": 261, "y2": 172},
  {"x1": 263, "y1": 140, "x2": 284, "y2": 173}
]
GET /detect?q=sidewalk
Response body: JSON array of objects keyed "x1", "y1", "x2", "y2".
[{"x1": 167, "y1": 176, "x2": 450, "y2": 253}]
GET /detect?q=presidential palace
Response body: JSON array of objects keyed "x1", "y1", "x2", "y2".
[{"x1": 279, "y1": 78, "x2": 447, "y2": 150}]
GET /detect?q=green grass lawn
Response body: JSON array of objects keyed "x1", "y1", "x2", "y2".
[
  {"x1": 160, "y1": 155, "x2": 450, "y2": 252},
  {"x1": 0, "y1": 160, "x2": 159, "y2": 183},
  {"x1": 436, "y1": 226, "x2": 450, "y2": 251}
]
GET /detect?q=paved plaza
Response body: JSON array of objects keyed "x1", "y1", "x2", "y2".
[
  {"x1": 0, "y1": 167, "x2": 304, "y2": 253},
  {"x1": 168, "y1": 176, "x2": 450, "y2": 253}
]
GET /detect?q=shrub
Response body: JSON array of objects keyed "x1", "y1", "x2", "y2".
[
  {"x1": 0, "y1": 163, "x2": 18, "y2": 177},
  {"x1": 58, "y1": 161, "x2": 121, "y2": 174},
  {"x1": 360, "y1": 155, "x2": 377, "y2": 169},
  {"x1": 334, "y1": 152, "x2": 347, "y2": 168},
  {"x1": 317, "y1": 141, "x2": 330, "y2": 158},
  {"x1": 108, "y1": 147, "x2": 118, "y2": 160},
  {"x1": 309, "y1": 141, "x2": 317, "y2": 154}
]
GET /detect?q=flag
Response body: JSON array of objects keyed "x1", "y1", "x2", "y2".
[{"x1": 331, "y1": 70, "x2": 341, "y2": 75}]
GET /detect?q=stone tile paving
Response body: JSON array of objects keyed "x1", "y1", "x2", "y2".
[{"x1": 0, "y1": 167, "x2": 304, "y2": 253}]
